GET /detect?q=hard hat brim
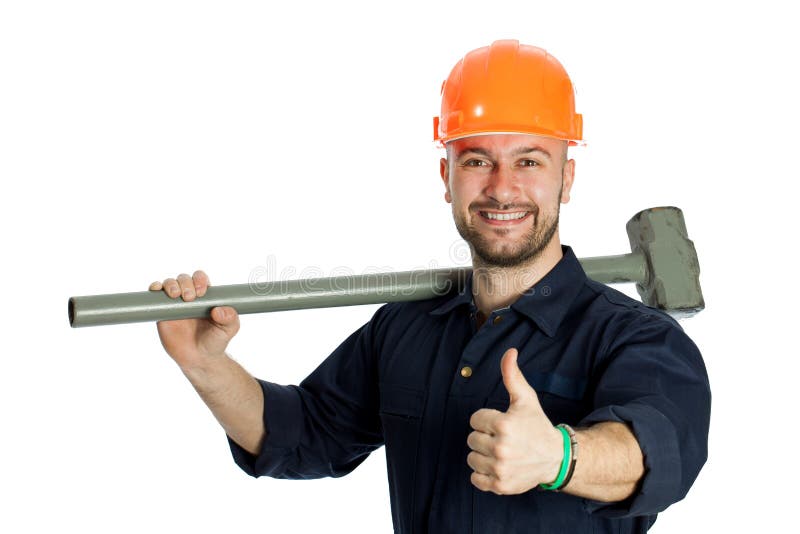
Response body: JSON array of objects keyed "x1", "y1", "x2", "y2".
[{"x1": 433, "y1": 129, "x2": 586, "y2": 149}]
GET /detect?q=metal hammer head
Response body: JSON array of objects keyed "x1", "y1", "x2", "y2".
[{"x1": 626, "y1": 206, "x2": 704, "y2": 318}]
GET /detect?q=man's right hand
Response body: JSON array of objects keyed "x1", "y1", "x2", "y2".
[
  {"x1": 149, "y1": 270, "x2": 240, "y2": 370},
  {"x1": 149, "y1": 270, "x2": 264, "y2": 455}
]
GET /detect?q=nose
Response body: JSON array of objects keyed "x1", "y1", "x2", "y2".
[{"x1": 484, "y1": 163, "x2": 520, "y2": 205}]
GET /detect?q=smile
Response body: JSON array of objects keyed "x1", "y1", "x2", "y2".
[
  {"x1": 480, "y1": 211, "x2": 528, "y2": 221},
  {"x1": 477, "y1": 210, "x2": 533, "y2": 226}
]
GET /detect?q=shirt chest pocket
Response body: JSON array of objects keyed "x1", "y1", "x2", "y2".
[
  {"x1": 485, "y1": 371, "x2": 587, "y2": 425},
  {"x1": 379, "y1": 383, "x2": 425, "y2": 419}
]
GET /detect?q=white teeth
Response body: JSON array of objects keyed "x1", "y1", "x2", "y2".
[{"x1": 482, "y1": 211, "x2": 528, "y2": 221}]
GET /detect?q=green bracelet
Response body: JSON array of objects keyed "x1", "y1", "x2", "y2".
[
  {"x1": 539, "y1": 425, "x2": 572, "y2": 491},
  {"x1": 555, "y1": 424, "x2": 579, "y2": 492}
]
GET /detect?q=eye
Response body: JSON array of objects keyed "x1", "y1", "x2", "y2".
[
  {"x1": 519, "y1": 159, "x2": 540, "y2": 168},
  {"x1": 462, "y1": 159, "x2": 490, "y2": 167}
]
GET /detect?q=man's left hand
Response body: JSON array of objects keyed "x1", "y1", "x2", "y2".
[{"x1": 467, "y1": 347, "x2": 564, "y2": 495}]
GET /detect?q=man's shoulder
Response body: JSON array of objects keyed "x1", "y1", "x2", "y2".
[
  {"x1": 373, "y1": 290, "x2": 458, "y2": 323},
  {"x1": 581, "y1": 278, "x2": 683, "y2": 331},
  {"x1": 365, "y1": 289, "x2": 459, "y2": 339},
  {"x1": 580, "y1": 279, "x2": 705, "y2": 374}
]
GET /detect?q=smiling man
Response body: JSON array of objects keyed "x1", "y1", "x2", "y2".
[
  {"x1": 151, "y1": 40, "x2": 710, "y2": 533},
  {"x1": 444, "y1": 137, "x2": 568, "y2": 270}
]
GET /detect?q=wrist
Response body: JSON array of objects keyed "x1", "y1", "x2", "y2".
[
  {"x1": 544, "y1": 426, "x2": 564, "y2": 484},
  {"x1": 179, "y1": 350, "x2": 229, "y2": 382},
  {"x1": 555, "y1": 424, "x2": 578, "y2": 491},
  {"x1": 539, "y1": 424, "x2": 577, "y2": 491}
]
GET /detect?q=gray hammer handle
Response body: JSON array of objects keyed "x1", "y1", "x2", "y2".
[{"x1": 67, "y1": 254, "x2": 647, "y2": 328}]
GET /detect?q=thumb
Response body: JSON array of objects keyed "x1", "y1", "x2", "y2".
[
  {"x1": 501, "y1": 348, "x2": 539, "y2": 412},
  {"x1": 210, "y1": 306, "x2": 240, "y2": 334}
]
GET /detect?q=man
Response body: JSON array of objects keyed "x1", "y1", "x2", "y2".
[{"x1": 150, "y1": 40, "x2": 710, "y2": 533}]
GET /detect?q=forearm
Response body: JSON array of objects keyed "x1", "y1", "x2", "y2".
[
  {"x1": 560, "y1": 421, "x2": 644, "y2": 502},
  {"x1": 180, "y1": 352, "x2": 266, "y2": 455}
]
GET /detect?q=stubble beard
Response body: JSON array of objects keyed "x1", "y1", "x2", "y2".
[{"x1": 453, "y1": 185, "x2": 562, "y2": 268}]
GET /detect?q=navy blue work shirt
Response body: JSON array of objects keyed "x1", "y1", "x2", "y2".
[{"x1": 229, "y1": 245, "x2": 711, "y2": 533}]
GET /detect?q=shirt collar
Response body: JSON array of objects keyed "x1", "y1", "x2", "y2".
[{"x1": 428, "y1": 245, "x2": 587, "y2": 337}]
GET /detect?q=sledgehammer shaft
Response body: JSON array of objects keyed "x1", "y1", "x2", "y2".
[
  {"x1": 68, "y1": 253, "x2": 648, "y2": 328},
  {"x1": 69, "y1": 269, "x2": 469, "y2": 328},
  {"x1": 579, "y1": 252, "x2": 647, "y2": 285},
  {"x1": 68, "y1": 206, "x2": 704, "y2": 327}
]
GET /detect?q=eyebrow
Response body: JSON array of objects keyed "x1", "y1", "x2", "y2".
[{"x1": 455, "y1": 145, "x2": 553, "y2": 160}]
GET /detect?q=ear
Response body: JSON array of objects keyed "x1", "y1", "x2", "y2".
[
  {"x1": 560, "y1": 158, "x2": 575, "y2": 204},
  {"x1": 440, "y1": 157, "x2": 452, "y2": 204}
]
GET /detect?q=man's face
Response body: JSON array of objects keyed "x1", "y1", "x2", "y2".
[{"x1": 440, "y1": 133, "x2": 575, "y2": 267}]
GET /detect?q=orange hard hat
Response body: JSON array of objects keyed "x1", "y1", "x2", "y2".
[{"x1": 433, "y1": 40, "x2": 583, "y2": 146}]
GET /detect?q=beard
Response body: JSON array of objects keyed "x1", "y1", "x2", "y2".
[{"x1": 453, "y1": 184, "x2": 562, "y2": 268}]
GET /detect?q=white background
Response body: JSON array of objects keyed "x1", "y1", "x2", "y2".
[{"x1": 1, "y1": 1, "x2": 797, "y2": 532}]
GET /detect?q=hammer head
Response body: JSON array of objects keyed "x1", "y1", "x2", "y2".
[{"x1": 626, "y1": 206, "x2": 705, "y2": 318}]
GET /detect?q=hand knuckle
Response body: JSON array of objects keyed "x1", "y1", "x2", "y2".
[
  {"x1": 471, "y1": 453, "x2": 481, "y2": 469},
  {"x1": 470, "y1": 472, "x2": 483, "y2": 489},
  {"x1": 492, "y1": 443, "x2": 508, "y2": 459},
  {"x1": 492, "y1": 463, "x2": 505, "y2": 479},
  {"x1": 495, "y1": 419, "x2": 509, "y2": 435}
]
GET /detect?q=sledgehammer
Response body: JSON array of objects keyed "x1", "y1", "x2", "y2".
[{"x1": 67, "y1": 206, "x2": 704, "y2": 328}]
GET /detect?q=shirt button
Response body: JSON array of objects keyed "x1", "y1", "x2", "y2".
[
  {"x1": 493, "y1": 315, "x2": 503, "y2": 325},
  {"x1": 460, "y1": 366, "x2": 473, "y2": 378}
]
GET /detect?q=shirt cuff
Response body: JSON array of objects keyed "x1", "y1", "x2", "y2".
[
  {"x1": 577, "y1": 402, "x2": 682, "y2": 518},
  {"x1": 227, "y1": 379, "x2": 303, "y2": 478}
]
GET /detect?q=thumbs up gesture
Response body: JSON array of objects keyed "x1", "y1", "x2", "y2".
[{"x1": 467, "y1": 348, "x2": 565, "y2": 495}]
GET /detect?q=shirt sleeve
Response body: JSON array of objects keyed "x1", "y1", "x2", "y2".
[
  {"x1": 228, "y1": 306, "x2": 388, "y2": 480},
  {"x1": 577, "y1": 312, "x2": 711, "y2": 518}
]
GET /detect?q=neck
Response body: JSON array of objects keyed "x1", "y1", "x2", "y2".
[{"x1": 471, "y1": 237, "x2": 564, "y2": 318}]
